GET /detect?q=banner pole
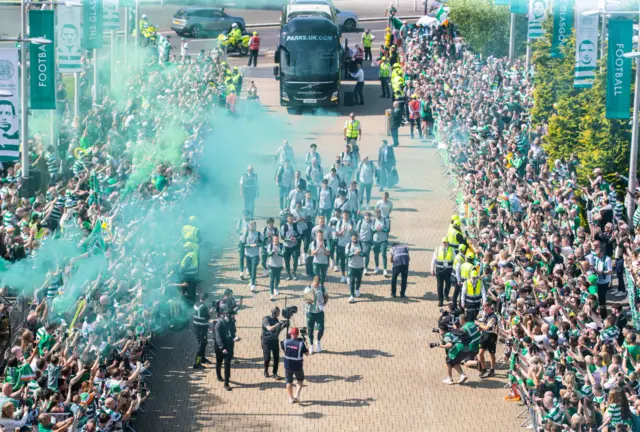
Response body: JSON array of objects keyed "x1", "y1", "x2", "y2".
[
  {"x1": 627, "y1": 58, "x2": 640, "y2": 224},
  {"x1": 49, "y1": 110, "x2": 55, "y2": 148},
  {"x1": 73, "y1": 72, "x2": 79, "y2": 118},
  {"x1": 110, "y1": 30, "x2": 115, "y2": 90},
  {"x1": 600, "y1": 15, "x2": 607, "y2": 72},
  {"x1": 509, "y1": 12, "x2": 515, "y2": 61},
  {"x1": 20, "y1": 0, "x2": 29, "y2": 179},
  {"x1": 124, "y1": 6, "x2": 128, "y2": 66}
]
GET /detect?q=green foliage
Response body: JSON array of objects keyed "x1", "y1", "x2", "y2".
[
  {"x1": 448, "y1": 0, "x2": 527, "y2": 58},
  {"x1": 533, "y1": 20, "x2": 633, "y2": 182}
]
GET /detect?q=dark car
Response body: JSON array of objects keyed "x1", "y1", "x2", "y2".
[{"x1": 171, "y1": 7, "x2": 246, "y2": 38}]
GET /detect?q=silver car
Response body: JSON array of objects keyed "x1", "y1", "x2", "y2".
[
  {"x1": 289, "y1": 0, "x2": 358, "y2": 32},
  {"x1": 170, "y1": 7, "x2": 246, "y2": 38}
]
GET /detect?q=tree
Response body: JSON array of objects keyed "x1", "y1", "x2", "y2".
[{"x1": 447, "y1": 0, "x2": 527, "y2": 58}]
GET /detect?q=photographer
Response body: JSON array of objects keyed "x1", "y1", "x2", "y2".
[
  {"x1": 436, "y1": 322, "x2": 468, "y2": 385},
  {"x1": 262, "y1": 307, "x2": 286, "y2": 380},
  {"x1": 281, "y1": 327, "x2": 309, "y2": 404}
]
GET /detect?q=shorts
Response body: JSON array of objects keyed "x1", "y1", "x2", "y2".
[
  {"x1": 285, "y1": 369, "x2": 304, "y2": 384},
  {"x1": 465, "y1": 350, "x2": 479, "y2": 361},
  {"x1": 446, "y1": 351, "x2": 466, "y2": 367},
  {"x1": 479, "y1": 333, "x2": 498, "y2": 354}
]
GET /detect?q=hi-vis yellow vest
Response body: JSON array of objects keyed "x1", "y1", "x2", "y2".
[
  {"x1": 363, "y1": 33, "x2": 373, "y2": 48},
  {"x1": 447, "y1": 225, "x2": 462, "y2": 246},
  {"x1": 435, "y1": 246, "x2": 454, "y2": 268},
  {"x1": 460, "y1": 262, "x2": 474, "y2": 280},
  {"x1": 181, "y1": 251, "x2": 199, "y2": 276},
  {"x1": 346, "y1": 120, "x2": 360, "y2": 138}
]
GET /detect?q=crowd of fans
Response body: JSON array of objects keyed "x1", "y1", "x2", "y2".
[
  {"x1": 397, "y1": 19, "x2": 640, "y2": 432},
  {"x1": 0, "y1": 48, "x2": 239, "y2": 431}
]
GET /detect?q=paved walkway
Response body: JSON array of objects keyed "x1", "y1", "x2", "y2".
[{"x1": 137, "y1": 79, "x2": 524, "y2": 432}]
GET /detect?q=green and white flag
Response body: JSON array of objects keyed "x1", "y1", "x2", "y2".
[
  {"x1": 57, "y1": 5, "x2": 83, "y2": 71},
  {"x1": 0, "y1": 48, "x2": 20, "y2": 162},
  {"x1": 103, "y1": 0, "x2": 120, "y2": 30},
  {"x1": 435, "y1": 5, "x2": 449, "y2": 25},
  {"x1": 158, "y1": 34, "x2": 171, "y2": 62},
  {"x1": 528, "y1": 0, "x2": 547, "y2": 39},
  {"x1": 574, "y1": 0, "x2": 598, "y2": 88},
  {"x1": 606, "y1": 19, "x2": 633, "y2": 119},
  {"x1": 551, "y1": 0, "x2": 574, "y2": 58},
  {"x1": 391, "y1": 16, "x2": 402, "y2": 30}
]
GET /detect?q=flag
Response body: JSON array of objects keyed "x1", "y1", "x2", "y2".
[
  {"x1": 391, "y1": 16, "x2": 402, "y2": 30},
  {"x1": 435, "y1": 6, "x2": 449, "y2": 25},
  {"x1": 0, "y1": 49, "x2": 20, "y2": 162},
  {"x1": 82, "y1": 0, "x2": 104, "y2": 49},
  {"x1": 574, "y1": 0, "x2": 599, "y2": 88},
  {"x1": 103, "y1": 0, "x2": 120, "y2": 30},
  {"x1": 29, "y1": 10, "x2": 56, "y2": 110},
  {"x1": 158, "y1": 34, "x2": 171, "y2": 62},
  {"x1": 606, "y1": 19, "x2": 633, "y2": 118},
  {"x1": 527, "y1": 0, "x2": 547, "y2": 39},
  {"x1": 57, "y1": 5, "x2": 83, "y2": 71},
  {"x1": 551, "y1": 0, "x2": 574, "y2": 58}
]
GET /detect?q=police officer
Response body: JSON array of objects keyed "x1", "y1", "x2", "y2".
[
  {"x1": 389, "y1": 242, "x2": 410, "y2": 298},
  {"x1": 378, "y1": 57, "x2": 391, "y2": 98},
  {"x1": 193, "y1": 292, "x2": 212, "y2": 370},
  {"x1": 262, "y1": 306, "x2": 286, "y2": 379},
  {"x1": 461, "y1": 270, "x2": 485, "y2": 321},
  {"x1": 431, "y1": 237, "x2": 455, "y2": 307},
  {"x1": 281, "y1": 327, "x2": 309, "y2": 404},
  {"x1": 240, "y1": 165, "x2": 259, "y2": 218},
  {"x1": 215, "y1": 308, "x2": 237, "y2": 391}
]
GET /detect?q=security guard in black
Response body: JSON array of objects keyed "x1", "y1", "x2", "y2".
[
  {"x1": 193, "y1": 292, "x2": 211, "y2": 369},
  {"x1": 215, "y1": 310, "x2": 236, "y2": 391},
  {"x1": 262, "y1": 307, "x2": 286, "y2": 379}
]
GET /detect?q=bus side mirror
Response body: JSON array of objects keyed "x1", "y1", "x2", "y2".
[
  {"x1": 275, "y1": 48, "x2": 280, "y2": 64},
  {"x1": 274, "y1": 66, "x2": 280, "y2": 80}
]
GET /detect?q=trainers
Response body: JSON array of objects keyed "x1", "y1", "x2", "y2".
[
  {"x1": 333, "y1": 266, "x2": 339, "y2": 272},
  {"x1": 442, "y1": 377, "x2": 454, "y2": 385},
  {"x1": 374, "y1": 267, "x2": 380, "y2": 274},
  {"x1": 347, "y1": 277, "x2": 351, "y2": 284},
  {"x1": 239, "y1": 272, "x2": 244, "y2": 280},
  {"x1": 272, "y1": 373, "x2": 281, "y2": 380},
  {"x1": 355, "y1": 289, "x2": 361, "y2": 297},
  {"x1": 486, "y1": 369, "x2": 496, "y2": 378},
  {"x1": 383, "y1": 269, "x2": 388, "y2": 277},
  {"x1": 262, "y1": 270, "x2": 268, "y2": 277},
  {"x1": 233, "y1": 336, "x2": 241, "y2": 342},
  {"x1": 479, "y1": 370, "x2": 489, "y2": 379},
  {"x1": 250, "y1": 285, "x2": 256, "y2": 292},
  {"x1": 458, "y1": 374, "x2": 468, "y2": 384},
  {"x1": 224, "y1": 384, "x2": 232, "y2": 391},
  {"x1": 349, "y1": 295, "x2": 355, "y2": 303},
  {"x1": 270, "y1": 294, "x2": 275, "y2": 300},
  {"x1": 340, "y1": 276, "x2": 346, "y2": 283},
  {"x1": 274, "y1": 289, "x2": 280, "y2": 296},
  {"x1": 193, "y1": 364, "x2": 205, "y2": 370},
  {"x1": 315, "y1": 341, "x2": 322, "y2": 353},
  {"x1": 293, "y1": 396, "x2": 300, "y2": 403},
  {"x1": 309, "y1": 346, "x2": 314, "y2": 355},
  {"x1": 363, "y1": 269, "x2": 368, "y2": 276},
  {"x1": 289, "y1": 397, "x2": 295, "y2": 404},
  {"x1": 287, "y1": 274, "x2": 293, "y2": 281},
  {"x1": 264, "y1": 371, "x2": 270, "y2": 378},
  {"x1": 292, "y1": 273, "x2": 298, "y2": 280}
]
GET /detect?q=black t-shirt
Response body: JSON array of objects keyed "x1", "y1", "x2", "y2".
[{"x1": 261, "y1": 316, "x2": 280, "y2": 343}]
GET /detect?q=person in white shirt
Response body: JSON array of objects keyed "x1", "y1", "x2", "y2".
[
  {"x1": 349, "y1": 64, "x2": 365, "y2": 105},
  {"x1": 345, "y1": 233, "x2": 365, "y2": 302},
  {"x1": 376, "y1": 191, "x2": 393, "y2": 220}
]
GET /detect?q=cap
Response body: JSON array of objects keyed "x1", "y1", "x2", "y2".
[
  {"x1": 349, "y1": 112, "x2": 355, "y2": 117},
  {"x1": 458, "y1": 244, "x2": 467, "y2": 252},
  {"x1": 453, "y1": 220, "x2": 461, "y2": 227},
  {"x1": 470, "y1": 270, "x2": 478, "y2": 278},
  {"x1": 412, "y1": 94, "x2": 418, "y2": 99},
  {"x1": 522, "y1": 336, "x2": 532, "y2": 344},
  {"x1": 253, "y1": 31, "x2": 258, "y2": 36},
  {"x1": 290, "y1": 327, "x2": 299, "y2": 338},
  {"x1": 442, "y1": 237, "x2": 448, "y2": 243},
  {"x1": 451, "y1": 215, "x2": 459, "y2": 222}
]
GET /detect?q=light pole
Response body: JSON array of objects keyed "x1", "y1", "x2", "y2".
[
  {"x1": 509, "y1": 12, "x2": 516, "y2": 61},
  {"x1": 624, "y1": 51, "x2": 640, "y2": 225}
]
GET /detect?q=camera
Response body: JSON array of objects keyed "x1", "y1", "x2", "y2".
[
  {"x1": 282, "y1": 305, "x2": 298, "y2": 319},
  {"x1": 299, "y1": 327, "x2": 308, "y2": 337},
  {"x1": 428, "y1": 342, "x2": 440, "y2": 349}
]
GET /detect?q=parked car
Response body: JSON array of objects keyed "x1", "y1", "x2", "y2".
[
  {"x1": 289, "y1": 0, "x2": 358, "y2": 32},
  {"x1": 170, "y1": 7, "x2": 246, "y2": 38}
]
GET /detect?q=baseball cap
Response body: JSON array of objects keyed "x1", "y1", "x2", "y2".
[{"x1": 290, "y1": 328, "x2": 299, "y2": 338}]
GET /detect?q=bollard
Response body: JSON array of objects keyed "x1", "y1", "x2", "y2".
[{"x1": 385, "y1": 109, "x2": 392, "y2": 136}]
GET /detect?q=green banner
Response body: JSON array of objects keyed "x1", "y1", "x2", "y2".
[
  {"x1": 510, "y1": 0, "x2": 527, "y2": 14},
  {"x1": 29, "y1": 10, "x2": 56, "y2": 110},
  {"x1": 551, "y1": 0, "x2": 574, "y2": 58},
  {"x1": 606, "y1": 19, "x2": 633, "y2": 119},
  {"x1": 493, "y1": 0, "x2": 510, "y2": 5},
  {"x1": 83, "y1": 0, "x2": 104, "y2": 49}
]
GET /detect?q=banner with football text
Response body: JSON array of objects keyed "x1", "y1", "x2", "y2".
[
  {"x1": 57, "y1": 5, "x2": 83, "y2": 71},
  {"x1": 511, "y1": 0, "x2": 528, "y2": 14},
  {"x1": 574, "y1": 0, "x2": 599, "y2": 88},
  {"x1": 83, "y1": 0, "x2": 104, "y2": 49},
  {"x1": 29, "y1": 10, "x2": 56, "y2": 110},
  {"x1": 0, "y1": 49, "x2": 21, "y2": 162},
  {"x1": 528, "y1": 0, "x2": 547, "y2": 39},
  {"x1": 606, "y1": 19, "x2": 633, "y2": 119},
  {"x1": 103, "y1": 0, "x2": 120, "y2": 30},
  {"x1": 551, "y1": 0, "x2": 574, "y2": 58}
]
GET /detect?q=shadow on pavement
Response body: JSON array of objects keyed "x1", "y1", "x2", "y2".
[
  {"x1": 325, "y1": 349, "x2": 393, "y2": 358},
  {"x1": 298, "y1": 397, "x2": 376, "y2": 408}
]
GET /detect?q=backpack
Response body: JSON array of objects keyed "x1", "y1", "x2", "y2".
[{"x1": 451, "y1": 329, "x2": 471, "y2": 345}]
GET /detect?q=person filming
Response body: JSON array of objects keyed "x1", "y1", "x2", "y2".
[
  {"x1": 281, "y1": 327, "x2": 309, "y2": 404},
  {"x1": 262, "y1": 306, "x2": 287, "y2": 380}
]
